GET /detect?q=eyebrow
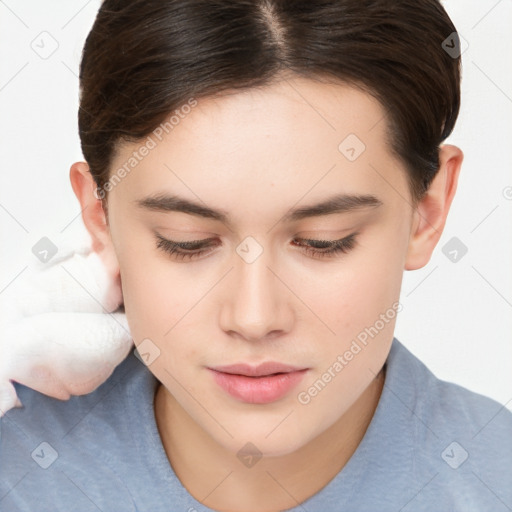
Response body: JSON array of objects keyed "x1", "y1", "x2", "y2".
[{"x1": 135, "y1": 192, "x2": 383, "y2": 227}]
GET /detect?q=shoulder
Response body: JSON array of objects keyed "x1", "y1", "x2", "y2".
[
  {"x1": 0, "y1": 350, "x2": 155, "y2": 511},
  {"x1": 390, "y1": 338, "x2": 512, "y2": 438},
  {"x1": 386, "y1": 339, "x2": 512, "y2": 509},
  {"x1": 1, "y1": 348, "x2": 143, "y2": 440}
]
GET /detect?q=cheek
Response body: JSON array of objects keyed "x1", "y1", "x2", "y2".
[
  {"x1": 294, "y1": 248, "x2": 402, "y2": 432},
  {"x1": 309, "y1": 237, "x2": 405, "y2": 340},
  {"x1": 117, "y1": 245, "x2": 193, "y2": 343},
  {"x1": 117, "y1": 244, "x2": 210, "y2": 384}
]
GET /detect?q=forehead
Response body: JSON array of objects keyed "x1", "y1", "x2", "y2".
[
  {"x1": 185, "y1": 77, "x2": 388, "y2": 152},
  {"x1": 110, "y1": 77, "x2": 408, "y2": 224}
]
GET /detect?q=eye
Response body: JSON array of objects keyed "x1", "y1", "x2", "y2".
[
  {"x1": 291, "y1": 233, "x2": 358, "y2": 258},
  {"x1": 155, "y1": 232, "x2": 359, "y2": 261},
  {"x1": 155, "y1": 234, "x2": 218, "y2": 261}
]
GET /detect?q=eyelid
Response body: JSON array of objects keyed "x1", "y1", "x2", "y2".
[
  {"x1": 155, "y1": 233, "x2": 216, "y2": 250},
  {"x1": 155, "y1": 231, "x2": 359, "y2": 261},
  {"x1": 155, "y1": 233, "x2": 353, "y2": 247}
]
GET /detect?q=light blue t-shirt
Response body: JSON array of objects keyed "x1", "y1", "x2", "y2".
[{"x1": 1, "y1": 337, "x2": 511, "y2": 512}]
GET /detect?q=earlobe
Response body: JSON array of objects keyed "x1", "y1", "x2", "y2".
[
  {"x1": 69, "y1": 162, "x2": 120, "y2": 280},
  {"x1": 405, "y1": 144, "x2": 463, "y2": 270}
]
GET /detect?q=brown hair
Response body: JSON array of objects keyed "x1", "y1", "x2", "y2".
[{"x1": 78, "y1": 0, "x2": 461, "y2": 204}]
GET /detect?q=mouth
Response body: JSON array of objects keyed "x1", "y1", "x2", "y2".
[{"x1": 208, "y1": 362, "x2": 309, "y2": 404}]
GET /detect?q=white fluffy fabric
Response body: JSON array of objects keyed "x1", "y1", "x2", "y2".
[{"x1": 0, "y1": 235, "x2": 133, "y2": 417}]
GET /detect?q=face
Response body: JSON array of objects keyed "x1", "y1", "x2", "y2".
[{"x1": 106, "y1": 77, "x2": 414, "y2": 456}]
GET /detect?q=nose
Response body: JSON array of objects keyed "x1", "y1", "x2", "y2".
[{"x1": 219, "y1": 245, "x2": 294, "y2": 342}]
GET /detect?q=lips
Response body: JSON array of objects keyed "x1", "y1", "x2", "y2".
[
  {"x1": 210, "y1": 362, "x2": 307, "y2": 377},
  {"x1": 208, "y1": 362, "x2": 309, "y2": 404}
]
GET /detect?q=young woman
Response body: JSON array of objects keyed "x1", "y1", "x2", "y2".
[{"x1": 1, "y1": 1, "x2": 511, "y2": 511}]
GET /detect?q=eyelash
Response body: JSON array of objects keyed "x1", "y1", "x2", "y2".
[{"x1": 155, "y1": 233, "x2": 358, "y2": 261}]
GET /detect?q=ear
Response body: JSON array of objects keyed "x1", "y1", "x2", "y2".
[
  {"x1": 69, "y1": 161, "x2": 120, "y2": 281},
  {"x1": 405, "y1": 144, "x2": 463, "y2": 270}
]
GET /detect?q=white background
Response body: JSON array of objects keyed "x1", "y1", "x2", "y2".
[{"x1": 0, "y1": 1, "x2": 511, "y2": 409}]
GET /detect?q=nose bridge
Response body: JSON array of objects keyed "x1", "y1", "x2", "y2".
[{"x1": 221, "y1": 237, "x2": 290, "y2": 340}]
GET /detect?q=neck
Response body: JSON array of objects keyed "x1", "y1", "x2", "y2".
[{"x1": 154, "y1": 366, "x2": 385, "y2": 512}]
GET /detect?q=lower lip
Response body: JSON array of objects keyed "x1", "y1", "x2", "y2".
[{"x1": 209, "y1": 369, "x2": 308, "y2": 404}]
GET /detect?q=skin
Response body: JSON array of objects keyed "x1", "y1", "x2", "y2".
[{"x1": 70, "y1": 76, "x2": 462, "y2": 512}]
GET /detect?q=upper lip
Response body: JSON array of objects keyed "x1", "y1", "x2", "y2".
[{"x1": 209, "y1": 362, "x2": 307, "y2": 377}]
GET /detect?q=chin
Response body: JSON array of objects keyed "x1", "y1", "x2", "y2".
[{"x1": 219, "y1": 423, "x2": 314, "y2": 459}]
